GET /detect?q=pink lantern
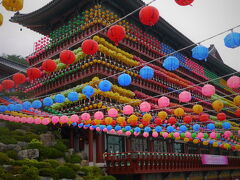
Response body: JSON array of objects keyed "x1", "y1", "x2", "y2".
[
  {"x1": 103, "y1": 128, "x2": 108, "y2": 133},
  {"x1": 224, "y1": 131, "x2": 232, "y2": 138},
  {"x1": 173, "y1": 132, "x2": 180, "y2": 138},
  {"x1": 152, "y1": 132, "x2": 158, "y2": 138},
  {"x1": 158, "y1": 96, "x2": 170, "y2": 108},
  {"x1": 35, "y1": 118, "x2": 41, "y2": 124},
  {"x1": 21, "y1": 117, "x2": 27, "y2": 123},
  {"x1": 15, "y1": 117, "x2": 20, "y2": 123},
  {"x1": 140, "y1": 101, "x2": 151, "y2": 112},
  {"x1": 42, "y1": 118, "x2": 50, "y2": 125},
  {"x1": 179, "y1": 91, "x2": 192, "y2": 103},
  {"x1": 209, "y1": 132, "x2": 216, "y2": 139},
  {"x1": 227, "y1": 76, "x2": 240, "y2": 89},
  {"x1": 125, "y1": 131, "x2": 131, "y2": 136},
  {"x1": 134, "y1": 132, "x2": 139, "y2": 136},
  {"x1": 197, "y1": 132, "x2": 204, "y2": 139},
  {"x1": 27, "y1": 117, "x2": 34, "y2": 124},
  {"x1": 94, "y1": 111, "x2": 104, "y2": 120},
  {"x1": 70, "y1": 115, "x2": 79, "y2": 123},
  {"x1": 185, "y1": 131, "x2": 191, "y2": 138},
  {"x1": 110, "y1": 129, "x2": 115, "y2": 134},
  {"x1": 51, "y1": 116, "x2": 59, "y2": 124},
  {"x1": 117, "y1": 130, "x2": 123, "y2": 135},
  {"x1": 202, "y1": 84, "x2": 215, "y2": 97},
  {"x1": 96, "y1": 127, "x2": 101, "y2": 132},
  {"x1": 123, "y1": 105, "x2": 134, "y2": 115},
  {"x1": 89, "y1": 126, "x2": 94, "y2": 131},
  {"x1": 143, "y1": 132, "x2": 149, "y2": 138},
  {"x1": 108, "y1": 108, "x2": 118, "y2": 118},
  {"x1": 162, "y1": 132, "x2": 169, "y2": 139},
  {"x1": 83, "y1": 126, "x2": 88, "y2": 130},
  {"x1": 238, "y1": 130, "x2": 240, "y2": 136},
  {"x1": 81, "y1": 113, "x2": 91, "y2": 121},
  {"x1": 60, "y1": 116, "x2": 69, "y2": 124}
]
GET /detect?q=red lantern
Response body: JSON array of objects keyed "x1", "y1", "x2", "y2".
[
  {"x1": 199, "y1": 114, "x2": 209, "y2": 122},
  {"x1": 175, "y1": 0, "x2": 194, "y2": 6},
  {"x1": 183, "y1": 115, "x2": 192, "y2": 124},
  {"x1": 81, "y1": 39, "x2": 99, "y2": 55},
  {"x1": 0, "y1": 84, "x2": 2, "y2": 92},
  {"x1": 154, "y1": 117, "x2": 163, "y2": 125},
  {"x1": 235, "y1": 109, "x2": 240, "y2": 117},
  {"x1": 42, "y1": 59, "x2": 57, "y2": 72},
  {"x1": 107, "y1": 25, "x2": 126, "y2": 45},
  {"x1": 2, "y1": 80, "x2": 15, "y2": 89},
  {"x1": 13, "y1": 73, "x2": 26, "y2": 86},
  {"x1": 27, "y1": 68, "x2": 42, "y2": 80},
  {"x1": 168, "y1": 117, "x2": 177, "y2": 125},
  {"x1": 60, "y1": 50, "x2": 76, "y2": 65},
  {"x1": 139, "y1": 6, "x2": 159, "y2": 26},
  {"x1": 217, "y1": 113, "x2": 226, "y2": 121}
]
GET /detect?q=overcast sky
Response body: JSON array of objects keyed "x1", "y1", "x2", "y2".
[{"x1": 0, "y1": 0, "x2": 239, "y2": 70}]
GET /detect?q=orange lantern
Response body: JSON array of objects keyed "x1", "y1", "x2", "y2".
[
  {"x1": 2, "y1": 0, "x2": 23, "y2": 12},
  {"x1": 158, "y1": 111, "x2": 168, "y2": 120},
  {"x1": 212, "y1": 100, "x2": 224, "y2": 112},
  {"x1": 192, "y1": 104, "x2": 203, "y2": 114},
  {"x1": 174, "y1": 108, "x2": 185, "y2": 117},
  {"x1": 233, "y1": 96, "x2": 240, "y2": 106}
]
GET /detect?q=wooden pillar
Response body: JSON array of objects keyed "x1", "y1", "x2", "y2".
[
  {"x1": 149, "y1": 140, "x2": 154, "y2": 152},
  {"x1": 88, "y1": 130, "x2": 93, "y2": 163},
  {"x1": 70, "y1": 128, "x2": 74, "y2": 149},
  {"x1": 96, "y1": 133, "x2": 104, "y2": 163}
]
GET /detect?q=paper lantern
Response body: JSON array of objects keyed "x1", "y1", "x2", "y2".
[
  {"x1": 238, "y1": 130, "x2": 240, "y2": 136},
  {"x1": 52, "y1": 116, "x2": 59, "y2": 124},
  {"x1": 158, "y1": 111, "x2": 167, "y2": 120},
  {"x1": 173, "y1": 132, "x2": 180, "y2": 138},
  {"x1": 224, "y1": 32, "x2": 240, "y2": 48},
  {"x1": 193, "y1": 124, "x2": 200, "y2": 132},
  {"x1": 174, "y1": 108, "x2": 185, "y2": 117},
  {"x1": 163, "y1": 56, "x2": 179, "y2": 71},
  {"x1": 162, "y1": 132, "x2": 169, "y2": 139},
  {"x1": 217, "y1": 112, "x2": 226, "y2": 121},
  {"x1": 118, "y1": 74, "x2": 132, "y2": 86},
  {"x1": 167, "y1": 126, "x2": 175, "y2": 133},
  {"x1": 139, "y1": 6, "x2": 159, "y2": 26},
  {"x1": 139, "y1": 66, "x2": 154, "y2": 80},
  {"x1": 7, "y1": 104, "x2": 15, "y2": 111},
  {"x1": 155, "y1": 126, "x2": 162, "y2": 133},
  {"x1": 175, "y1": 0, "x2": 194, "y2": 6},
  {"x1": 212, "y1": 100, "x2": 224, "y2": 112},
  {"x1": 81, "y1": 113, "x2": 90, "y2": 121},
  {"x1": 207, "y1": 123, "x2": 215, "y2": 130},
  {"x1": 222, "y1": 122, "x2": 231, "y2": 130},
  {"x1": 54, "y1": 94, "x2": 65, "y2": 103},
  {"x1": 2, "y1": 80, "x2": 15, "y2": 89},
  {"x1": 227, "y1": 76, "x2": 240, "y2": 89},
  {"x1": 193, "y1": 139, "x2": 199, "y2": 144},
  {"x1": 123, "y1": 105, "x2": 134, "y2": 115},
  {"x1": 82, "y1": 85, "x2": 94, "y2": 99},
  {"x1": 185, "y1": 132, "x2": 191, "y2": 138},
  {"x1": 143, "y1": 113, "x2": 152, "y2": 121},
  {"x1": 202, "y1": 84, "x2": 215, "y2": 97},
  {"x1": 13, "y1": 73, "x2": 26, "y2": 86},
  {"x1": 192, "y1": 45, "x2": 208, "y2": 60},
  {"x1": 158, "y1": 96, "x2": 170, "y2": 108},
  {"x1": 27, "y1": 68, "x2": 41, "y2": 80},
  {"x1": 152, "y1": 132, "x2": 158, "y2": 138},
  {"x1": 23, "y1": 101, "x2": 31, "y2": 110},
  {"x1": 180, "y1": 125, "x2": 187, "y2": 132},
  {"x1": 31, "y1": 100, "x2": 42, "y2": 109},
  {"x1": 210, "y1": 132, "x2": 216, "y2": 139},
  {"x1": 140, "y1": 102, "x2": 151, "y2": 112},
  {"x1": 60, "y1": 50, "x2": 76, "y2": 65},
  {"x1": 81, "y1": 39, "x2": 98, "y2": 55},
  {"x1": 42, "y1": 59, "x2": 57, "y2": 72},
  {"x1": 0, "y1": 13, "x2": 3, "y2": 26},
  {"x1": 179, "y1": 91, "x2": 191, "y2": 103},
  {"x1": 224, "y1": 131, "x2": 232, "y2": 138},
  {"x1": 233, "y1": 96, "x2": 240, "y2": 106},
  {"x1": 94, "y1": 111, "x2": 104, "y2": 120},
  {"x1": 192, "y1": 104, "x2": 203, "y2": 114},
  {"x1": 0, "y1": 84, "x2": 2, "y2": 92},
  {"x1": 108, "y1": 108, "x2": 118, "y2": 118},
  {"x1": 154, "y1": 118, "x2": 163, "y2": 125},
  {"x1": 99, "y1": 80, "x2": 112, "y2": 92},
  {"x1": 67, "y1": 92, "x2": 79, "y2": 102},
  {"x1": 183, "y1": 116, "x2": 192, "y2": 124},
  {"x1": 43, "y1": 97, "x2": 53, "y2": 107},
  {"x1": 168, "y1": 117, "x2": 177, "y2": 125},
  {"x1": 2, "y1": 0, "x2": 23, "y2": 11},
  {"x1": 235, "y1": 109, "x2": 240, "y2": 117},
  {"x1": 199, "y1": 113, "x2": 209, "y2": 122},
  {"x1": 60, "y1": 116, "x2": 68, "y2": 124},
  {"x1": 14, "y1": 104, "x2": 23, "y2": 111},
  {"x1": 203, "y1": 141, "x2": 209, "y2": 146},
  {"x1": 107, "y1": 25, "x2": 126, "y2": 45}
]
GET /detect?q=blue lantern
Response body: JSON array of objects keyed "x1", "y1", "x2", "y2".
[
  {"x1": 140, "y1": 66, "x2": 154, "y2": 80},
  {"x1": 115, "y1": 125, "x2": 122, "y2": 131},
  {"x1": 15, "y1": 104, "x2": 23, "y2": 111},
  {"x1": 23, "y1": 101, "x2": 32, "y2": 110},
  {"x1": 32, "y1": 100, "x2": 42, "y2": 109},
  {"x1": 125, "y1": 126, "x2": 132, "y2": 131},
  {"x1": 167, "y1": 126, "x2": 175, "y2": 133},
  {"x1": 92, "y1": 125, "x2": 96, "y2": 129},
  {"x1": 68, "y1": 92, "x2": 79, "y2": 102},
  {"x1": 192, "y1": 45, "x2": 209, "y2": 60},
  {"x1": 163, "y1": 56, "x2": 179, "y2": 71},
  {"x1": 118, "y1": 73, "x2": 132, "y2": 86},
  {"x1": 7, "y1": 104, "x2": 15, "y2": 111},
  {"x1": 193, "y1": 124, "x2": 200, "y2": 132},
  {"x1": 82, "y1": 85, "x2": 94, "y2": 99},
  {"x1": 134, "y1": 127, "x2": 141, "y2": 133},
  {"x1": 0, "y1": 105, "x2": 7, "y2": 112},
  {"x1": 207, "y1": 123, "x2": 215, "y2": 130},
  {"x1": 78, "y1": 123, "x2": 84, "y2": 128},
  {"x1": 155, "y1": 126, "x2": 162, "y2": 133},
  {"x1": 107, "y1": 125, "x2": 113, "y2": 131},
  {"x1": 72, "y1": 122, "x2": 77, "y2": 126},
  {"x1": 43, "y1": 97, "x2": 53, "y2": 107},
  {"x1": 54, "y1": 94, "x2": 65, "y2": 103},
  {"x1": 144, "y1": 126, "x2": 151, "y2": 132},
  {"x1": 179, "y1": 125, "x2": 187, "y2": 132},
  {"x1": 209, "y1": 140, "x2": 214, "y2": 144},
  {"x1": 100, "y1": 125, "x2": 106, "y2": 130},
  {"x1": 222, "y1": 122, "x2": 231, "y2": 130},
  {"x1": 99, "y1": 80, "x2": 112, "y2": 92},
  {"x1": 224, "y1": 32, "x2": 240, "y2": 48}
]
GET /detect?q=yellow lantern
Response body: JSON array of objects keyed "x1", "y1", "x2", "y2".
[
  {"x1": 223, "y1": 143, "x2": 229, "y2": 149},
  {"x1": 158, "y1": 111, "x2": 168, "y2": 120},
  {"x1": 117, "y1": 117, "x2": 125, "y2": 124},
  {"x1": 127, "y1": 115, "x2": 138, "y2": 123},
  {"x1": 193, "y1": 139, "x2": 199, "y2": 144},
  {"x1": 0, "y1": 13, "x2": 3, "y2": 26},
  {"x1": 212, "y1": 142, "x2": 218, "y2": 148},
  {"x1": 174, "y1": 108, "x2": 185, "y2": 117},
  {"x1": 212, "y1": 100, "x2": 224, "y2": 112},
  {"x1": 192, "y1": 104, "x2": 203, "y2": 114},
  {"x1": 184, "y1": 138, "x2": 189, "y2": 142},
  {"x1": 142, "y1": 113, "x2": 152, "y2": 122},
  {"x1": 2, "y1": 0, "x2": 23, "y2": 12},
  {"x1": 105, "y1": 117, "x2": 113, "y2": 125},
  {"x1": 175, "y1": 136, "x2": 181, "y2": 140},
  {"x1": 203, "y1": 141, "x2": 209, "y2": 146},
  {"x1": 233, "y1": 96, "x2": 240, "y2": 106}
]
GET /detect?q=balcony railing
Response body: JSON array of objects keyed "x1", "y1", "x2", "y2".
[{"x1": 104, "y1": 152, "x2": 240, "y2": 174}]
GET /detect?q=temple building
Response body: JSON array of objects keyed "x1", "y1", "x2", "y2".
[{"x1": 8, "y1": 0, "x2": 240, "y2": 179}]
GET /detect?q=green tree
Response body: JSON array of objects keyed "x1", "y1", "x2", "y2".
[{"x1": 1, "y1": 54, "x2": 29, "y2": 66}]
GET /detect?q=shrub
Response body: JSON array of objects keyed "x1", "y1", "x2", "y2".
[
  {"x1": 29, "y1": 125, "x2": 48, "y2": 134},
  {"x1": 39, "y1": 168, "x2": 57, "y2": 179},
  {"x1": 21, "y1": 166, "x2": 39, "y2": 180},
  {"x1": 18, "y1": 132, "x2": 39, "y2": 142},
  {"x1": 0, "y1": 152, "x2": 10, "y2": 165},
  {"x1": 53, "y1": 140, "x2": 67, "y2": 152},
  {"x1": 5, "y1": 150, "x2": 18, "y2": 160},
  {"x1": 65, "y1": 154, "x2": 82, "y2": 163},
  {"x1": 56, "y1": 165, "x2": 76, "y2": 179},
  {"x1": 5, "y1": 121, "x2": 24, "y2": 130},
  {"x1": 43, "y1": 159, "x2": 60, "y2": 168},
  {"x1": 80, "y1": 166, "x2": 103, "y2": 177},
  {"x1": 0, "y1": 166, "x2": 15, "y2": 180},
  {"x1": 64, "y1": 162, "x2": 81, "y2": 172},
  {"x1": 11, "y1": 159, "x2": 51, "y2": 169},
  {"x1": 0, "y1": 127, "x2": 10, "y2": 135},
  {"x1": 99, "y1": 176, "x2": 117, "y2": 180},
  {"x1": 41, "y1": 147, "x2": 64, "y2": 159},
  {"x1": 0, "y1": 135, "x2": 17, "y2": 144}
]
